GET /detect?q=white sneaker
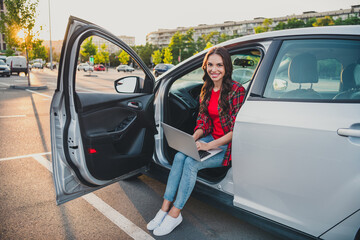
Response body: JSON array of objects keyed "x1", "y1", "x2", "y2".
[
  {"x1": 147, "y1": 209, "x2": 168, "y2": 230},
  {"x1": 153, "y1": 213, "x2": 183, "y2": 236}
]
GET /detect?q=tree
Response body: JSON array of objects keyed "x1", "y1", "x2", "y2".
[
  {"x1": 94, "y1": 43, "x2": 109, "y2": 64},
  {"x1": 118, "y1": 50, "x2": 130, "y2": 65},
  {"x1": 151, "y1": 50, "x2": 162, "y2": 65},
  {"x1": 313, "y1": 16, "x2": 334, "y2": 27},
  {"x1": 29, "y1": 39, "x2": 47, "y2": 60},
  {"x1": 182, "y1": 28, "x2": 197, "y2": 60},
  {"x1": 168, "y1": 31, "x2": 182, "y2": 64},
  {"x1": 133, "y1": 43, "x2": 158, "y2": 67},
  {"x1": 163, "y1": 47, "x2": 173, "y2": 64},
  {"x1": 0, "y1": 0, "x2": 40, "y2": 85},
  {"x1": 80, "y1": 37, "x2": 97, "y2": 62},
  {"x1": 204, "y1": 42, "x2": 213, "y2": 50},
  {"x1": 255, "y1": 18, "x2": 273, "y2": 33}
]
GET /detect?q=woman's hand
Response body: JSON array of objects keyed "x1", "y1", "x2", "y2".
[{"x1": 196, "y1": 141, "x2": 211, "y2": 151}]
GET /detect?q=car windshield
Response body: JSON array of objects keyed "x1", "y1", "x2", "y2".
[{"x1": 0, "y1": 60, "x2": 6, "y2": 65}]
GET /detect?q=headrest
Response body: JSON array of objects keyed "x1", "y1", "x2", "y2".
[
  {"x1": 288, "y1": 53, "x2": 318, "y2": 84},
  {"x1": 340, "y1": 63, "x2": 357, "y2": 91}
]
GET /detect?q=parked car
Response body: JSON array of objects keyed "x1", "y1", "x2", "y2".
[
  {"x1": 46, "y1": 62, "x2": 57, "y2": 69},
  {"x1": 94, "y1": 64, "x2": 106, "y2": 71},
  {"x1": 0, "y1": 55, "x2": 7, "y2": 63},
  {"x1": 153, "y1": 63, "x2": 174, "y2": 77},
  {"x1": 77, "y1": 63, "x2": 94, "y2": 72},
  {"x1": 6, "y1": 56, "x2": 28, "y2": 75},
  {"x1": 116, "y1": 65, "x2": 134, "y2": 72},
  {"x1": 0, "y1": 60, "x2": 11, "y2": 77},
  {"x1": 32, "y1": 62, "x2": 43, "y2": 69},
  {"x1": 50, "y1": 17, "x2": 360, "y2": 240}
]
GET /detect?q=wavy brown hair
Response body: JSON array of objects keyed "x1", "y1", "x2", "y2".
[{"x1": 200, "y1": 47, "x2": 233, "y2": 116}]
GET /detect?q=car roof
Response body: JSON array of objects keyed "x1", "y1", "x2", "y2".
[{"x1": 221, "y1": 25, "x2": 360, "y2": 47}]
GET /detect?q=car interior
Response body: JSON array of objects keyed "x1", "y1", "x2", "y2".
[
  {"x1": 163, "y1": 49, "x2": 262, "y2": 183},
  {"x1": 264, "y1": 39, "x2": 360, "y2": 101}
]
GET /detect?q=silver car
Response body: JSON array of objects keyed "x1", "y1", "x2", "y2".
[{"x1": 50, "y1": 17, "x2": 360, "y2": 240}]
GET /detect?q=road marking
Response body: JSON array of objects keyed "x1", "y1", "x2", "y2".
[
  {"x1": 32, "y1": 154, "x2": 154, "y2": 240},
  {"x1": 25, "y1": 89, "x2": 52, "y2": 99},
  {"x1": 0, "y1": 152, "x2": 51, "y2": 161},
  {"x1": 0, "y1": 82, "x2": 9, "y2": 86},
  {"x1": 0, "y1": 115, "x2": 26, "y2": 119}
]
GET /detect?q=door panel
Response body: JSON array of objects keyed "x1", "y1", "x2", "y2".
[
  {"x1": 232, "y1": 38, "x2": 360, "y2": 237},
  {"x1": 77, "y1": 93, "x2": 155, "y2": 180},
  {"x1": 50, "y1": 17, "x2": 155, "y2": 205}
]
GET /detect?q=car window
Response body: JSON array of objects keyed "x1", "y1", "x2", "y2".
[
  {"x1": 75, "y1": 35, "x2": 145, "y2": 93},
  {"x1": 170, "y1": 49, "x2": 261, "y2": 92},
  {"x1": 263, "y1": 39, "x2": 360, "y2": 101}
]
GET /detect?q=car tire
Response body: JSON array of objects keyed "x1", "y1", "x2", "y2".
[{"x1": 155, "y1": 72, "x2": 159, "y2": 77}]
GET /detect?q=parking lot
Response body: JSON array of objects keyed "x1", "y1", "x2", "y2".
[{"x1": 0, "y1": 69, "x2": 279, "y2": 239}]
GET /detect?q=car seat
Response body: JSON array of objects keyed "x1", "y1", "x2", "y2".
[
  {"x1": 280, "y1": 53, "x2": 322, "y2": 99},
  {"x1": 333, "y1": 63, "x2": 360, "y2": 100}
]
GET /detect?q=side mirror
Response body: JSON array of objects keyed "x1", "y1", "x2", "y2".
[{"x1": 114, "y1": 76, "x2": 139, "y2": 93}]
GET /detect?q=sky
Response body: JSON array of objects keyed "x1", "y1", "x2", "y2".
[{"x1": 35, "y1": 0, "x2": 359, "y2": 45}]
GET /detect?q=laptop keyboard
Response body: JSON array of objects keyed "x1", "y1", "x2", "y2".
[{"x1": 198, "y1": 150, "x2": 211, "y2": 159}]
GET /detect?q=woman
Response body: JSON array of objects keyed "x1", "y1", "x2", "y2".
[{"x1": 148, "y1": 47, "x2": 246, "y2": 236}]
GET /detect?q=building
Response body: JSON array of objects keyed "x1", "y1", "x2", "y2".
[
  {"x1": 0, "y1": 0, "x2": 6, "y2": 52},
  {"x1": 146, "y1": 5, "x2": 360, "y2": 47},
  {"x1": 92, "y1": 35, "x2": 135, "y2": 54},
  {"x1": 43, "y1": 35, "x2": 135, "y2": 57}
]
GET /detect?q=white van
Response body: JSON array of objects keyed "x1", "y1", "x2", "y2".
[{"x1": 6, "y1": 56, "x2": 28, "y2": 75}]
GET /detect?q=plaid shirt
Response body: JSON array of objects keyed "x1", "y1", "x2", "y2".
[{"x1": 194, "y1": 81, "x2": 246, "y2": 166}]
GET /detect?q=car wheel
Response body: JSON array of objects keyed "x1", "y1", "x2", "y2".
[{"x1": 155, "y1": 72, "x2": 159, "y2": 77}]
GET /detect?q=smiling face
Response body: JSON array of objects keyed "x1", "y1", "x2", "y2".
[{"x1": 206, "y1": 54, "x2": 225, "y2": 86}]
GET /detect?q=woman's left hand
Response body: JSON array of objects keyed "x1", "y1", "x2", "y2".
[{"x1": 196, "y1": 141, "x2": 211, "y2": 151}]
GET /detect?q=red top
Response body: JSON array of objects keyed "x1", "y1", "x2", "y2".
[
  {"x1": 195, "y1": 81, "x2": 246, "y2": 166},
  {"x1": 208, "y1": 89, "x2": 224, "y2": 139}
]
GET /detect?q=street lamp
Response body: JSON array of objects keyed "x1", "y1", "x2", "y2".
[{"x1": 48, "y1": 0, "x2": 53, "y2": 70}]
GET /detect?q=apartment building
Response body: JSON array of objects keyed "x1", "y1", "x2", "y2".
[
  {"x1": 146, "y1": 5, "x2": 360, "y2": 47},
  {"x1": 0, "y1": 0, "x2": 6, "y2": 51}
]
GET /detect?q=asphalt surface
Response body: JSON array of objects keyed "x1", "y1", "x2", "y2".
[{"x1": 0, "y1": 69, "x2": 280, "y2": 240}]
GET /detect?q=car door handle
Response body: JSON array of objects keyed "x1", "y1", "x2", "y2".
[
  {"x1": 128, "y1": 101, "x2": 142, "y2": 109},
  {"x1": 337, "y1": 128, "x2": 360, "y2": 138}
]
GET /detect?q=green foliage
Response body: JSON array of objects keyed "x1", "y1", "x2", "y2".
[
  {"x1": 151, "y1": 50, "x2": 162, "y2": 65},
  {"x1": 94, "y1": 43, "x2": 109, "y2": 64},
  {"x1": 168, "y1": 31, "x2": 183, "y2": 64},
  {"x1": 118, "y1": 50, "x2": 130, "y2": 65},
  {"x1": 204, "y1": 42, "x2": 213, "y2": 50},
  {"x1": 163, "y1": 47, "x2": 173, "y2": 64},
  {"x1": 0, "y1": 0, "x2": 39, "y2": 52},
  {"x1": 80, "y1": 37, "x2": 97, "y2": 62},
  {"x1": 305, "y1": 18, "x2": 317, "y2": 27},
  {"x1": 254, "y1": 18, "x2": 273, "y2": 33},
  {"x1": 313, "y1": 16, "x2": 334, "y2": 27},
  {"x1": 29, "y1": 39, "x2": 47, "y2": 60},
  {"x1": 133, "y1": 43, "x2": 158, "y2": 67},
  {"x1": 5, "y1": 48, "x2": 15, "y2": 56}
]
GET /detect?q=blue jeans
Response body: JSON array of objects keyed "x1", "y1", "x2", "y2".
[{"x1": 163, "y1": 134, "x2": 228, "y2": 210}]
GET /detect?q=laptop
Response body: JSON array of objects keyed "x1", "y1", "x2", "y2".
[{"x1": 161, "y1": 122, "x2": 223, "y2": 161}]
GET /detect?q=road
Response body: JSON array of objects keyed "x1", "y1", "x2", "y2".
[{"x1": 0, "y1": 69, "x2": 279, "y2": 240}]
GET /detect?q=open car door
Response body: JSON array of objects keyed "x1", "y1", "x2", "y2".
[{"x1": 50, "y1": 17, "x2": 156, "y2": 205}]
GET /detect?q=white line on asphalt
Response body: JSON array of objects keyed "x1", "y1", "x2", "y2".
[
  {"x1": 0, "y1": 82, "x2": 9, "y2": 86},
  {"x1": 25, "y1": 89, "x2": 52, "y2": 99},
  {"x1": 32, "y1": 154, "x2": 154, "y2": 240},
  {"x1": 0, "y1": 115, "x2": 26, "y2": 119},
  {"x1": 0, "y1": 152, "x2": 51, "y2": 161}
]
